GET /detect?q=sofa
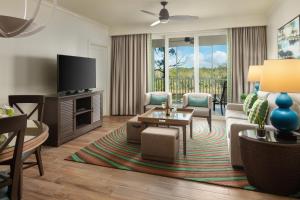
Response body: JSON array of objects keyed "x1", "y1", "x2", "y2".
[{"x1": 226, "y1": 91, "x2": 300, "y2": 167}]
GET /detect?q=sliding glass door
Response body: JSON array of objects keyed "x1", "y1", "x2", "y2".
[
  {"x1": 151, "y1": 34, "x2": 228, "y2": 106},
  {"x1": 169, "y1": 37, "x2": 194, "y2": 104},
  {"x1": 199, "y1": 35, "x2": 227, "y2": 97}
]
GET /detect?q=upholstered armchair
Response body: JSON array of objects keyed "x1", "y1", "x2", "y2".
[
  {"x1": 144, "y1": 92, "x2": 172, "y2": 112},
  {"x1": 183, "y1": 93, "x2": 213, "y2": 131}
]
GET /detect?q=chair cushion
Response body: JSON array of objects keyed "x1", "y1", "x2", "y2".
[
  {"x1": 186, "y1": 107, "x2": 210, "y2": 117},
  {"x1": 225, "y1": 109, "x2": 248, "y2": 120},
  {"x1": 188, "y1": 96, "x2": 208, "y2": 107},
  {"x1": 248, "y1": 99, "x2": 269, "y2": 124},
  {"x1": 0, "y1": 187, "x2": 9, "y2": 200},
  {"x1": 145, "y1": 105, "x2": 162, "y2": 112},
  {"x1": 243, "y1": 93, "x2": 258, "y2": 115},
  {"x1": 150, "y1": 94, "x2": 167, "y2": 105},
  {"x1": 0, "y1": 172, "x2": 10, "y2": 200}
]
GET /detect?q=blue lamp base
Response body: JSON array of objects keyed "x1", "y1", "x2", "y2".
[
  {"x1": 253, "y1": 82, "x2": 260, "y2": 94},
  {"x1": 270, "y1": 92, "x2": 299, "y2": 134}
]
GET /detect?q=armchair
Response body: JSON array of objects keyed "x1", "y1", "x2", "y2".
[
  {"x1": 144, "y1": 92, "x2": 172, "y2": 112},
  {"x1": 183, "y1": 93, "x2": 212, "y2": 132}
]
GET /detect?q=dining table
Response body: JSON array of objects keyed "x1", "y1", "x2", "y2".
[{"x1": 0, "y1": 119, "x2": 49, "y2": 162}]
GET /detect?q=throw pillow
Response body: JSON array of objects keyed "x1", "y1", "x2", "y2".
[
  {"x1": 188, "y1": 96, "x2": 208, "y2": 107},
  {"x1": 243, "y1": 93, "x2": 258, "y2": 115},
  {"x1": 248, "y1": 99, "x2": 269, "y2": 124},
  {"x1": 150, "y1": 94, "x2": 167, "y2": 105}
]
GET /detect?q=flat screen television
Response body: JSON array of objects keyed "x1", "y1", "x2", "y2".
[{"x1": 57, "y1": 55, "x2": 96, "y2": 93}]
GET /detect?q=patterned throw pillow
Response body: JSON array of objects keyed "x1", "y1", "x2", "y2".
[
  {"x1": 248, "y1": 99, "x2": 269, "y2": 124},
  {"x1": 243, "y1": 93, "x2": 258, "y2": 115}
]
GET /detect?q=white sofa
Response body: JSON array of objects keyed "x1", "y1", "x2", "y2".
[{"x1": 226, "y1": 91, "x2": 300, "y2": 167}]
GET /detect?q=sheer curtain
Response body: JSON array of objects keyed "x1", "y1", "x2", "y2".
[
  {"x1": 229, "y1": 26, "x2": 267, "y2": 103},
  {"x1": 111, "y1": 34, "x2": 149, "y2": 115}
]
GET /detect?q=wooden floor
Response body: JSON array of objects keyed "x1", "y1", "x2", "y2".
[{"x1": 23, "y1": 116, "x2": 295, "y2": 200}]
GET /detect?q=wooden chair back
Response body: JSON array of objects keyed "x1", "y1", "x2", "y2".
[
  {"x1": 9, "y1": 95, "x2": 45, "y2": 121},
  {"x1": 220, "y1": 81, "x2": 227, "y2": 103},
  {"x1": 0, "y1": 115, "x2": 27, "y2": 200}
]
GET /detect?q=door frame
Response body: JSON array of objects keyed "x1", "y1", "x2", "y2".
[{"x1": 88, "y1": 41, "x2": 110, "y2": 116}]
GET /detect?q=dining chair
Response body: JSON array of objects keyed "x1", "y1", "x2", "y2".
[
  {"x1": 9, "y1": 95, "x2": 45, "y2": 176},
  {"x1": 213, "y1": 81, "x2": 227, "y2": 115},
  {"x1": 0, "y1": 115, "x2": 27, "y2": 200}
]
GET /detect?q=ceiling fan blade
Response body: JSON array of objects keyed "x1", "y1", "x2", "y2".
[
  {"x1": 141, "y1": 10, "x2": 158, "y2": 17},
  {"x1": 150, "y1": 20, "x2": 161, "y2": 27},
  {"x1": 169, "y1": 15, "x2": 199, "y2": 21}
]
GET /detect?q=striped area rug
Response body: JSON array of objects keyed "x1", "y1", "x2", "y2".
[{"x1": 67, "y1": 118, "x2": 252, "y2": 189}]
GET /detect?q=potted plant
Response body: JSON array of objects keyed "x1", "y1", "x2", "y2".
[
  {"x1": 257, "y1": 115, "x2": 266, "y2": 137},
  {"x1": 240, "y1": 93, "x2": 247, "y2": 103}
]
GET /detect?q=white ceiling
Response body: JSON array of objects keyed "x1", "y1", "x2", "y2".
[{"x1": 58, "y1": 0, "x2": 276, "y2": 28}]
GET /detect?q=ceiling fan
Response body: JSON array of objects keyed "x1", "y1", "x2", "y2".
[{"x1": 141, "y1": 0, "x2": 199, "y2": 27}]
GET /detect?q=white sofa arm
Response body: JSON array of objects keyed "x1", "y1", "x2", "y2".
[
  {"x1": 229, "y1": 123, "x2": 274, "y2": 167},
  {"x1": 227, "y1": 103, "x2": 243, "y2": 111},
  {"x1": 144, "y1": 93, "x2": 151, "y2": 106},
  {"x1": 183, "y1": 94, "x2": 188, "y2": 107},
  {"x1": 207, "y1": 94, "x2": 213, "y2": 110},
  {"x1": 167, "y1": 92, "x2": 172, "y2": 106}
]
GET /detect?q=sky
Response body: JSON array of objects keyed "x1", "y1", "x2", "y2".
[{"x1": 155, "y1": 44, "x2": 227, "y2": 68}]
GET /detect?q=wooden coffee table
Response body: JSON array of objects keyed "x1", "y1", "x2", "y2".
[{"x1": 138, "y1": 107, "x2": 194, "y2": 156}]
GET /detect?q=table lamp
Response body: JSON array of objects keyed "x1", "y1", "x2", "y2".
[
  {"x1": 247, "y1": 65, "x2": 262, "y2": 93},
  {"x1": 260, "y1": 59, "x2": 300, "y2": 134}
]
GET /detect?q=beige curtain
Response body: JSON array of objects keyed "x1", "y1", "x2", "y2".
[
  {"x1": 111, "y1": 34, "x2": 149, "y2": 115},
  {"x1": 230, "y1": 26, "x2": 267, "y2": 103}
]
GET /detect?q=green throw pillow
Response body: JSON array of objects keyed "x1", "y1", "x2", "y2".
[
  {"x1": 188, "y1": 96, "x2": 208, "y2": 107},
  {"x1": 243, "y1": 93, "x2": 258, "y2": 115},
  {"x1": 150, "y1": 94, "x2": 167, "y2": 105},
  {"x1": 248, "y1": 99, "x2": 269, "y2": 124}
]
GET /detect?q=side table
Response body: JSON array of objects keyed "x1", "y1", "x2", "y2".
[{"x1": 239, "y1": 129, "x2": 300, "y2": 195}]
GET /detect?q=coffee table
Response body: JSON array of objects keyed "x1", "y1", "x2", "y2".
[{"x1": 138, "y1": 107, "x2": 194, "y2": 156}]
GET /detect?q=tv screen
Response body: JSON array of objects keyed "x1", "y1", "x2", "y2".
[{"x1": 57, "y1": 55, "x2": 96, "y2": 92}]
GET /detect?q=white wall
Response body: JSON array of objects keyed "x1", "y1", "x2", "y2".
[
  {"x1": 0, "y1": 2, "x2": 110, "y2": 114},
  {"x1": 267, "y1": 0, "x2": 300, "y2": 59}
]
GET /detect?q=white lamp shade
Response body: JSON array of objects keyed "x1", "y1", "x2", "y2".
[
  {"x1": 260, "y1": 59, "x2": 300, "y2": 93},
  {"x1": 247, "y1": 65, "x2": 262, "y2": 82}
]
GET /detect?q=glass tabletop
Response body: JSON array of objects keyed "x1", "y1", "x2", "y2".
[
  {"x1": 146, "y1": 110, "x2": 192, "y2": 120},
  {"x1": 239, "y1": 129, "x2": 300, "y2": 145}
]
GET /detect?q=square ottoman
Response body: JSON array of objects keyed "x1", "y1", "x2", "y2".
[
  {"x1": 126, "y1": 116, "x2": 146, "y2": 144},
  {"x1": 141, "y1": 127, "x2": 179, "y2": 163}
]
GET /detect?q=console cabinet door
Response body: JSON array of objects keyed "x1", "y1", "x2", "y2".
[
  {"x1": 92, "y1": 94, "x2": 101, "y2": 123},
  {"x1": 59, "y1": 99, "x2": 74, "y2": 138}
]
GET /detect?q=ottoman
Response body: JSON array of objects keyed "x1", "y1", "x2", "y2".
[
  {"x1": 141, "y1": 127, "x2": 179, "y2": 163},
  {"x1": 126, "y1": 116, "x2": 146, "y2": 144}
]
